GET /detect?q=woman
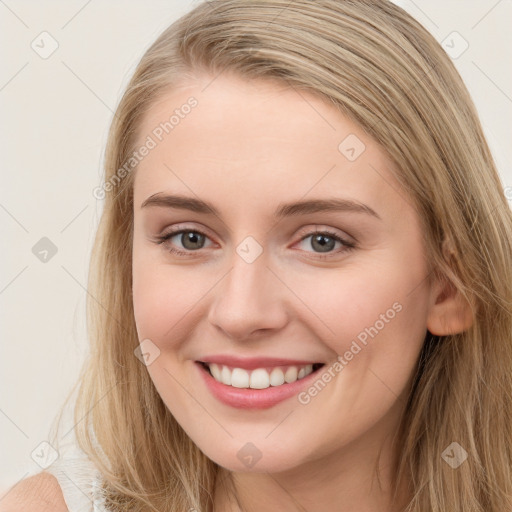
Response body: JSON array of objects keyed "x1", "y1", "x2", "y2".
[{"x1": 4, "y1": 0, "x2": 512, "y2": 510}]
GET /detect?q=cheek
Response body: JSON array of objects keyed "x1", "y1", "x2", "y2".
[
  {"x1": 291, "y1": 262, "x2": 429, "y2": 391},
  {"x1": 132, "y1": 252, "x2": 214, "y2": 345},
  {"x1": 290, "y1": 262, "x2": 425, "y2": 340}
]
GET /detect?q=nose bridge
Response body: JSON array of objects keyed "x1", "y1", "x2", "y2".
[
  {"x1": 208, "y1": 247, "x2": 287, "y2": 339},
  {"x1": 227, "y1": 250, "x2": 268, "y2": 301}
]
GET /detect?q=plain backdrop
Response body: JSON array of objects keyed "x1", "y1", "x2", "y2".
[{"x1": 1, "y1": 0, "x2": 511, "y2": 494}]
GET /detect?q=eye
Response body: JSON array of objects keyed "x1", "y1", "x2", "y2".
[
  {"x1": 295, "y1": 229, "x2": 356, "y2": 259},
  {"x1": 153, "y1": 226, "x2": 356, "y2": 260},
  {"x1": 154, "y1": 228, "x2": 213, "y2": 256}
]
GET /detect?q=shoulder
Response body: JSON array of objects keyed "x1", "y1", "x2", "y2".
[{"x1": 0, "y1": 472, "x2": 68, "y2": 511}]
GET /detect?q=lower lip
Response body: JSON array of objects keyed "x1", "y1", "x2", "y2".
[{"x1": 195, "y1": 361, "x2": 324, "y2": 410}]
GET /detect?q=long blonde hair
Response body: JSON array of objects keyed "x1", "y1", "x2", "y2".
[{"x1": 50, "y1": 1, "x2": 512, "y2": 510}]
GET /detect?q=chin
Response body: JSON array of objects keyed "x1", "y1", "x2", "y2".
[{"x1": 197, "y1": 439, "x2": 310, "y2": 474}]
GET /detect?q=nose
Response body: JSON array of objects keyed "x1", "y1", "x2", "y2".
[{"x1": 207, "y1": 251, "x2": 289, "y2": 341}]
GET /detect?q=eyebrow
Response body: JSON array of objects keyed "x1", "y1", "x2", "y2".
[{"x1": 140, "y1": 193, "x2": 381, "y2": 220}]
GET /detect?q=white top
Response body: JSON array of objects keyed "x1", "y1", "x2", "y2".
[{"x1": 44, "y1": 443, "x2": 108, "y2": 512}]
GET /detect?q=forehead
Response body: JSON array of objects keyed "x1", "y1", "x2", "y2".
[{"x1": 132, "y1": 73, "x2": 410, "y2": 223}]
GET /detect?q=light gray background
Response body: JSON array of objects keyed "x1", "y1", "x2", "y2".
[{"x1": 1, "y1": 0, "x2": 511, "y2": 494}]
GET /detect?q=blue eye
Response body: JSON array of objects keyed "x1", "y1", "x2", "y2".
[{"x1": 154, "y1": 228, "x2": 356, "y2": 259}]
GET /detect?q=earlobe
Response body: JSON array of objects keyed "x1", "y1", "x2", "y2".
[
  {"x1": 427, "y1": 236, "x2": 474, "y2": 336},
  {"x1": 426, "y1": 276, "x2": 474, "y2": 336}
]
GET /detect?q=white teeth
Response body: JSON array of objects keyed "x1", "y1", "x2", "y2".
[
  {"x1": 206, "y1": 363, "x2": 315, "y2": 389},
  {"x1": 220, "y1": 365, "x2": 232, "y2": 385},
  {"x1": 231, "y1": 368, "x2": 250, "y2": 388},
  {"x1": 250, "y1": 368, "x2": 270, "y2": 389},
  {"x1": 269, "y1": 367, "x2": 285, "y2": 386},
  {"x1": 210, "y1": 363, "x2": 222, "y2": 381},
  {"x1": 284, "y1": 366, "x2": 298, "y2": 383}
]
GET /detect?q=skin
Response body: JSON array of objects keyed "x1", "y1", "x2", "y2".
[{"x1": 131, "y1": 72, "x2": 473, "y2": 512}]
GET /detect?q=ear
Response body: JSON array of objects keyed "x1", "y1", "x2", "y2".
[{"x1": 426, "y1": 239, "x2": 474, "y2": 336}]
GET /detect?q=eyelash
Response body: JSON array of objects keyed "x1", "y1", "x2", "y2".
[{"x1": 154, "y1": 227, "x2": 356, "y2": 260}]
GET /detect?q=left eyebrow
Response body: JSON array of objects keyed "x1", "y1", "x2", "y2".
[
  {"x1": 140, "y1": 193, "x2": 381, "y2": 221},
  {"x1": 274, "y1": 197, "x2": 381, "y2": 220}
]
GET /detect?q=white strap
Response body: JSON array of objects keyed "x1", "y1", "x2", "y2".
[{"x1": 44, "y1": 444, "x2": 107, "y2": 512}]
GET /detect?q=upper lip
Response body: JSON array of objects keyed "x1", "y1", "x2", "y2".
[{"x1": 197, "y1": 354, "x2": 324, "y2": 370}]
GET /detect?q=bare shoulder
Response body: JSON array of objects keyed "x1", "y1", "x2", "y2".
[{"x1": 0, "y1": 472, "x2": 68, "y2": 511}]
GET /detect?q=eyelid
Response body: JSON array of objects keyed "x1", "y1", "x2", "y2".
[
  {"x1": 294, "y1": 224, "x2": 355, "y2": 245},
  {"x1": 158, "y1": 222, "x2": 215, "y2": 241}
]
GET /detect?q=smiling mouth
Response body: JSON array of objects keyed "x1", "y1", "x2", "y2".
[{"x1": 197, "y1": 361, "x2": 325, "y2": 389}]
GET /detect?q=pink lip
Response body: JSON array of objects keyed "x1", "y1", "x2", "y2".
[
  {"x1": 195, "y1": 361, "x2": 325, "y2": 409},
  {"x1": 197, "y1": 354, "x2": 322, "y2": 370}
]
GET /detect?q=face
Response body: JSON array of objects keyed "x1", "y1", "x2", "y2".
[{"x1": 131, "y1": 72, "x2": 436, "y2": 474}]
